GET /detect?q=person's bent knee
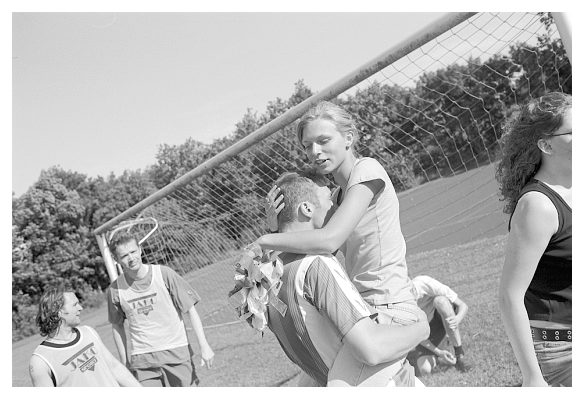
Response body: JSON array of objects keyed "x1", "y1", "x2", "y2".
[
  {"x1": 417, "y1": 356, "x2": 435, "y2": 376},
  {"x1": 433, "y1": 296, "x2": 454, "y2": 316}
]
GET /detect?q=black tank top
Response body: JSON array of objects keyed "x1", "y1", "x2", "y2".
[{"x1": 512, "y1": 179, "x2": 572, "y2": 324}]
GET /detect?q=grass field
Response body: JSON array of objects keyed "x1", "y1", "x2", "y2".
[
  {"x1": 189, "y1": 234, "x2": 521, "y2": 387},
  {"x1": 13, "y1": 164, "x2": 521, "y2": 386}
]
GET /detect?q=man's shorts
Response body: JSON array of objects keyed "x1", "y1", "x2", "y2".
[{"x1": 133, "y1": 358, "x2": 199, "y2": 387}]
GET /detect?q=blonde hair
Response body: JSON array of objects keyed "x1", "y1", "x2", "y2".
[{"x1": 296, "y1": 101, "x2": 358, "y2": 152}]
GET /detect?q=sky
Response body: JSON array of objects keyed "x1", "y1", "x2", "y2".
[{"x1": 11, "y1": 11, "x2": 456, "y2": 196}]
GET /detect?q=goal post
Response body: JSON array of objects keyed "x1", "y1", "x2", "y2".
[
  {"x1": 93, "y1": 12, "x2": 571, "y2": 326},
  {"x1": 551, "y1": 12, "x2": 572, "y2": 64}
]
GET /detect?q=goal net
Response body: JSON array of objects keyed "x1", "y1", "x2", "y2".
[{"x1": 93, "y1": 12, "x2": 571, "y2": 376}]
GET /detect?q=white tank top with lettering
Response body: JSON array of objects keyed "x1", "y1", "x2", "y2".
[{"x1": 117, "y1": 265, "x2": 188, "y2": 355}]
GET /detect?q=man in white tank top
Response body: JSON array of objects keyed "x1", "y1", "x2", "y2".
[
  {"x1": 29, "y1": 286, "x2": 140, "y2": 386},
  {"x1": 107, "y1": 233, "x2": 215, "y2": 387}
]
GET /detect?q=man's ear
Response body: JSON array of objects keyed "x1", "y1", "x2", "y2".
[
  {"x1": 298, "y1": 201, "x2": 315, "y2": 219},
  {"x1": 537, "y1": 138, "x2": 552, "y2": 155}
]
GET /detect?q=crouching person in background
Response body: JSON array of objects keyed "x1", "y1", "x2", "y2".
[{"x1": 406, "y1": 275, "x2": 471, "y2": 376}]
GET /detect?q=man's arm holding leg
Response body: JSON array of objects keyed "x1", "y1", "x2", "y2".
[
  {"x1": 306, "y1": 257, "x2": 429, "y2": 367},
  {"x1": 343, "y1": 314, "x2": 430, "y2": 366}
]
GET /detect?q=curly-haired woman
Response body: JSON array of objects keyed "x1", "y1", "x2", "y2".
[{"x1": 496, "y1": 92, "x2": 572, "y2": 386}]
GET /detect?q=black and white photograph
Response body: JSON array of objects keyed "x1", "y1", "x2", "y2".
[{"x1": 10, "y1": 2, "x2": 573, "y2": 390}]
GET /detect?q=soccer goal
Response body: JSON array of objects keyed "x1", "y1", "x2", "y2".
[{"x1": 93, "y1": 12, "x2": 571, "y2": 329}]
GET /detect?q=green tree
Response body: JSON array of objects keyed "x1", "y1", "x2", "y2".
[{"x1": 150, "y1": 138, "x2": 212, "y2": 189}]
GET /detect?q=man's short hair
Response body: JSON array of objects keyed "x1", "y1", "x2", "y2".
[
  {"x1": 274, "y1": 169, "x2": 330, "y2": 229},
  {"x1": 108, "y1": 231, "x2": 139, "y2": 256},
  {"x1": 36, "y1": 284, "x2": 75, "y2": 337}
]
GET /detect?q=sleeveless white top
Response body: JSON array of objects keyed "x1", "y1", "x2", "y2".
[
  {"x1": 117, "y1": 265, "x2": 188, "y2": 355},
  {"x1": 32, "y1": 326, "x2": 119, "y2": 387}
]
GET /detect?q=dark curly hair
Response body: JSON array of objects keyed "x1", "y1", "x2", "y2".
[
  {"x1": 36, "y1": 285, "x2": 74, "y2": 337},
  {"x1": 495, "y1": 92, "x2": 571, "y2": 215}
]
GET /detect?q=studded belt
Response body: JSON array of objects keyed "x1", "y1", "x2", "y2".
[{"x1": 531, "y1": 327, "x2": 572, "y2": 342}]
